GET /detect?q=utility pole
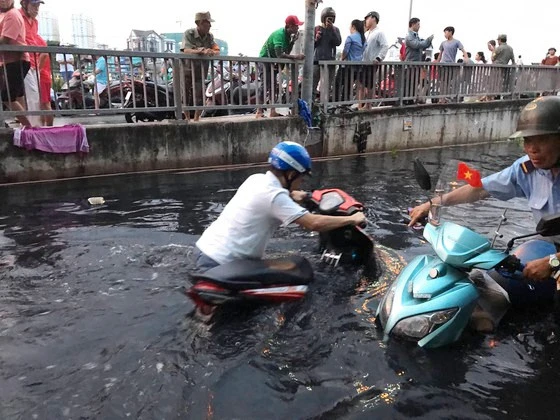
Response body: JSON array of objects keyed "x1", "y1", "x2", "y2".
[
  {"x1": 408, "y1": 0, "x2": 414, "y2": 21},
  {"x1": 301, "y1": 0, "x2": 317, "y2": 106}
]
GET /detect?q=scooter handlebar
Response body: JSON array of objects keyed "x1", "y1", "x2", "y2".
[
  {"x1": 496, "y1": 254, "x2": 524, "y2": 273},
  {"x1": 404, "y1": 208, "x2": 427, "y2": 230}
]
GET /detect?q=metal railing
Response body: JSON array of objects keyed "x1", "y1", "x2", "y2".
[
  {"x1": 0, "y1": 45, "x2": 301, "y2": 124},
  {"x1": 317, "y1": 61, "x2": 560, "y2": 111},
  {"x1": 0, "y1": 45, "x2": 558, "y2": 125}
]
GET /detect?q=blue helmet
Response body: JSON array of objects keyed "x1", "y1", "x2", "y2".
[{"x1": 268, "y1": 141, "x2": 312, "y2": 175}]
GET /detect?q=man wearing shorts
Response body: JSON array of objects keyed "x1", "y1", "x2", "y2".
[
  {"x1": 362, "y1": 11, "x2": 389, "y2": 109},
  {"x1": 0, "y1": 0, "x2": 31, "y2": 127},
  {"x1": 20, "y1": 0, "x2": 53, "y2": 126}
]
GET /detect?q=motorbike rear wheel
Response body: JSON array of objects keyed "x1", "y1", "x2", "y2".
[{"x1": 124, "y1": 112, "x2": 155, "y2": 123}]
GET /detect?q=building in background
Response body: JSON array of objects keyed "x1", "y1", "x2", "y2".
[
  {"x1": 127, "y1": 30, "x2": 176, "y2": 53},
  {"x1": 215, "y1": 39, "x2": 228, "y2": 55},
  {"x1": 161, "y1": 32, "x2": 228, "y2": 54},
  {"x1": 161, "y1": 33, "x2": 182, "y2": 53},
  {"x1": 37, "y1": 10, "x2": 60, "y2": 43},
  {"x1": 71, "y1": 14, "x2": 96, "y2": 48}
]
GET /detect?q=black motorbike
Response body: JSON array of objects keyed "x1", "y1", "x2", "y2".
[
  {"x1": 123, "y1": 80, "x2": 177, "y2": 123},
  {"x1": 309, "y1": 188, "x2": 375, "y2": 267},
  {"x1": 186, "y1": 188, "x2": 375, "y2": 319},
  {"x1": 57, "y1": 72, "x2": 128, "y2": 111}
]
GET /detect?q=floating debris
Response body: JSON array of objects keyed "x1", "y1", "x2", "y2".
[{"x1": 88, "y1": 197, "x2": 105, "y2": 205}]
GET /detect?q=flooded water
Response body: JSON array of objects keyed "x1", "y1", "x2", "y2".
[{"x1": 1, "y1": 141, "x2": 559, "y2": 419}]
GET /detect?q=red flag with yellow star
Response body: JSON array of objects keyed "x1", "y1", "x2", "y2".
[{"x1": 457, "y1": 162, "x2": 483, "y2": 187}]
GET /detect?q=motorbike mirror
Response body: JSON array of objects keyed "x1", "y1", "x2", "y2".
[
  {"x1": 536, "y1": 212, "x2": 560, "y2": 237},
  {"x1": 413, "y1": 158, "x2": 432, "y2": 191},
  {"x1": 506, "y1": 212, "x2": 560, "y2": 251}
]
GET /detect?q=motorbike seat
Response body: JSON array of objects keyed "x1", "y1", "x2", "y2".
[{"x1": 192, "y1": 256, "x2": 314, "y2": 290}]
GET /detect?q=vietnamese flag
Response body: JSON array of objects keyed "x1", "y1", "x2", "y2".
[{"x1": 457, "y1": 162, "x2": 483, "y2": 187}]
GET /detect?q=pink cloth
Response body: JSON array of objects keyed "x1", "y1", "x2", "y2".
[{"x1": 13, "y1": 124, "x2": 89, "y2": 153}]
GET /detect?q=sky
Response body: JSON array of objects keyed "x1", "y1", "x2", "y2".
[{"x1": 40, "y1": 0, "x2": 559, "y2": 64}]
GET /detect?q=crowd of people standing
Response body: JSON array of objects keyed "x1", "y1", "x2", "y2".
[
  {"x1": 1, "y1": 4, "x2": 559, "y2": 126},
  {"x1": 0, "y1": 0, "x2": 112, "y2": 128}
]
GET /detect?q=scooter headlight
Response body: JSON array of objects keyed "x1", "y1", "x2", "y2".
[
  {"x1": 378, "y1": 287, "x2": 395, "y2": 327},
  {"x1": 391, "y1": 308, "x2": 458, "y2": 340}
]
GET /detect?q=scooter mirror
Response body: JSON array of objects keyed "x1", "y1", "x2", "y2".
[
  {"x1": 413, "y1": 158, "x2": 432, "y2": 191},
  {"x1": 536, "y1": 212, "x2": 560, "y2": 237}
]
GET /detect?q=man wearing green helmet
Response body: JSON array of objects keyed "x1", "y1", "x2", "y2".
[
  {"x1": 193, "y1": 141, "x2": 365, "y2": 272},
  {"x1": 408, "y1": 96, "x2": 560, "y2": 307}
]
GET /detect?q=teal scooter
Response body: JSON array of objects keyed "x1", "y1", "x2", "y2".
[{"x1": 376, "y1": 159, "x2": 560, "y2": 348}]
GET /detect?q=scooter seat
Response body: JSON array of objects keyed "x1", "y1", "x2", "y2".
[{"x1": 193, "y1": 256, "x2": 314, "y2": 290}]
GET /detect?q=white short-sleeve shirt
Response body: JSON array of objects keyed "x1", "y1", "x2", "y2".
[
  {"x1": 195, "y1": 171, "x2": 308, "y2": 264},
  {"x1": 56, "y1": 53, "x2": 74, "y2": 72}
]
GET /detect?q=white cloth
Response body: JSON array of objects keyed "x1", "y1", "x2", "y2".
[
  {"x1": 95, "y1": 82, "x2": 107, "y2": 95},
  {"x1": 23, "y1": 69, "x2": 41, "y2": 127},
  {"x1": 196, "y1": 171, "x2": 308, "y2": 264},
  {"x1": 363, "y1": 27, "x2": 389, "y2": 62}
]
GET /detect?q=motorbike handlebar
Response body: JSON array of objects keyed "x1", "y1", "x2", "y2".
[
  {"x1": 404, "y1": 208, "x2": 427, "y2": 230},
  {"x1": 497, "y1": 254, "x2": 523, "y2": 273}
]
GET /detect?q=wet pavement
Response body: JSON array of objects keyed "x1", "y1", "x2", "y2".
[{"x1": 1, "y1": 141, "x2": 559, "y2": 419}]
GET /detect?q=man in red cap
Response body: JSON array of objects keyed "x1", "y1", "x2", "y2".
[
  {"x1": 256, "y1": 15, "x2": 305, "y2": 118},
  {"x1": 0, "y1": 0, "x2": 32, "y2": 127}
]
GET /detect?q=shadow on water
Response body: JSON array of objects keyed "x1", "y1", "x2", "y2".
[{"x1": 1, "y1": 141, "x2": 559, "y2": 419}]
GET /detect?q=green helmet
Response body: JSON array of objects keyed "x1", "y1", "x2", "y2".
[{"x1": 510, "y1": 96, "x2": 560, "y2": 139}]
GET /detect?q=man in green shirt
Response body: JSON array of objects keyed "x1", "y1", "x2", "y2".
[
  {"x1": 181, "y1": 11, "x2": 220, "y2": 122},
  {"x1": 256, "y1": 15, "x2": 305, "y2": 118}
]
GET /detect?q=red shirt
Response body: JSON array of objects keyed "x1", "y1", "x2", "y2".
[
  {"x1": 542, "y1": 56, "x2": 559, "y2": 66},
  {"x1": 399, "y1": 43, "x2": 406, "y2": 61},
  {"x1": 19, "y1": 9, "x2": 50, "y2": 79},
  {"x1": 0, "y1": 8, "x2": 29, "y2": 65}
]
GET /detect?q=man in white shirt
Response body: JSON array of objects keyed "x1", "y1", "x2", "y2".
[
  {"x1": 361, "y1": 11, "x2": 389, "y2": 109},
  {"x1": 193, "y1": 141, "x2": 366, "y2": 271},
  {"x1": 56, "y1": 52, "x2": 74, "y2": 83}
]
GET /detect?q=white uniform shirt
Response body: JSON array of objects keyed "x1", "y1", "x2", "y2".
[{"x1": 196, "y1": 171, "x2": 308, "y2": 264}]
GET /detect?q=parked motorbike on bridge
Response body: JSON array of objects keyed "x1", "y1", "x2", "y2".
[
  {"x1": 201, "y1": 63, "x2": 234, "y2": 118},
  {"x1": 57, "y1": 70, "x2": 128, "y2": 110},
  {"x1": 202, "y1": 62, "x2": 260, "y2": 117},
  {"x1": 123, "y1": 79, "x2": 177, "y2": 123},
  {"x1": 376, "y1": 159, "x2": 560, "y2": 348},
  {"x1": 186, "y1": 188, "x2": 375, "y2": 319}
]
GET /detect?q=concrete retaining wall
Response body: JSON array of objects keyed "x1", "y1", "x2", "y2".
[
  {"x1": 322, "y1": 100, "x2": 528, "y2": 155},
  {"x1": 0, "y1": 117, "x2": 307, "y2": 183},
  {"x1": 0, "y1": 100, "x2": 529, "y2": 183}
]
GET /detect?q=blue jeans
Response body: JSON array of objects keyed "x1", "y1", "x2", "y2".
[
  {"x1": 60, "y1": 70, "x2": 74, "y2": 84},
  {"x1": 492, "y1": 240, "x2": 558, "y2": 307},
  {"x1": 192, "y1": 247, "x2": 220, "y2": 273}
]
